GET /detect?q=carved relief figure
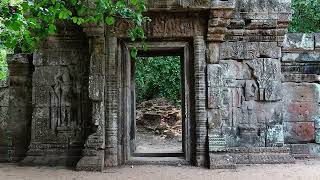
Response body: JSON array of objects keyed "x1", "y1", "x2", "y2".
[{"x1": 49, "y1": 71, "x2": 71, "y2": 132}]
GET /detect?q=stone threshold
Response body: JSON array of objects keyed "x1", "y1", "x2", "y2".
[{"x1": 127, "y1": 157, "x2": 189, "y2": 166}]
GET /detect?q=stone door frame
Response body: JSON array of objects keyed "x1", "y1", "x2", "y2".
[{"x1": 118, "y1": 41, "x2": 194, "y2": 163}]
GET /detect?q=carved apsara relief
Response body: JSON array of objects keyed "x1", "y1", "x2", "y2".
[{"x1": 49, "y1": 71, "x2": 71, "y2": 132}]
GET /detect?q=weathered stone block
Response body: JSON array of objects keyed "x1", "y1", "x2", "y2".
[
  {"x1": 221, "y1": 78, "x2": 246, "y2": 88},
  {"x1": 208, "y1": 88, "x2": 222, "y2": 109},
  {"x1": 0, "y1": 107, "x2": 8, "y2": 129},
  {"x1": 283, "y1": 102, "x2": 320, "y2": 122},
  {"x1": 207, "y1": 64, "x2": 224, "y2": 109},
  {"x1": 255, "y1": 101, "x2": 283, "y2": 124},
  {"x1": 90, "y1": 54, "x2": 105, "y2": 74},
  {"x1": 33, "y1": 50, "x2": 81, "y2": 66},
  {"x1": 33, "y1": 66, "x2": 72, "y2": 87},
  {"x1": 282, "y1": 33, "x2": 314, "y2": 51},
  {"x1": 0, "y1": 88, "x2": 9, "y2": 106},
  {"x1": 282, "y1": 52, "x2": 320, "y2": 62},
  {"x1": 284, "y1": 122, "x2": 315, "y2": 143},
  {"x1": 8, "y1": 87, "x2": 31, "y2": 107},
  {"x1": 208, "y1": 134, "x2": 226, "y2": 152},
  {"x1": 282, "y1": 83, "x2": 320, "y2": 102},
  {"x1": 315, "y1": 130, "x2": 320, "y2": 144},
  {"x1": 308, "y1": 143, "x2": 320, "y2": 156},
  {"x1": 281, "y1": 63, "x2": 320, "y2": 75},
  {"x1": 207, "y1": 64, "x2": 223, "y2": 87},
  {"x1": 251, "y1": 58, "x2": 282, "y2": 81},
  {"x1": 9, "y1": 76, "x2": 32, "y2": 87},
  {"x1": 246, "y1": 59, "x2": 282, "y2": 98},
  {"x1": 0, "y1": 79, "x2": 9, "y2": 88},
  {"x1": 89, "y1": 75, "x2": 103, "y2": 101},
  {"x1": 282, "y1": 74, "x2": 320, "y2": 83},
  {"x1": 207, "y1": 43, "x2": 220, "y2": 64},
  {"x1": 266, "y1": 124, "x2": 284, "y2": 147},
  {"x1": 32, "y1": 85, "x2": 72, "y2": 107},
  {"x1": 209, "y1": 153, "x2": 235, "y2": 169},
  {"x1": 289, "y1": 144, "x2": 310, "y2": 155},
  {"x1": 76, "y1": 150, "x2": 105, "y2": 171},
  {"x1": 259, "y1": 42, "x2": 281, "y2": 59},
  {"x1": 220, "y1": 42, "x2": 259, "y2": 60},
  {"x1": 220, "y1": 60, "x2": 251, "y2": 80},
  {"x1": 208, "y1": 109, "x2": 221, "y2": 129},
  {"x1": 33, "y1": 107, "x2": 50, "y2": 119},
  {"x1": 7, "y1": 54, "x2": 30, "y2": 64},
  {"x1": 245, "y1": 80, "x2": 259, "y2": 101},
  {"x1": 236, "y1": 0, "x2": 292, "y2": 15},
  {"x1": 315, "y1": 33, "x2": 320, "y2": 49},
  {"x1": 262, "y1": 80, "x2": 282, "y2": 101},
  {"x1": 232, "y1": 88, "x2": 244, "y2": 108}
]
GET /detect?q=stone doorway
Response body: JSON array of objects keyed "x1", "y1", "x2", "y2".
[
  {"x1": 134, "y1": 55, "x2": 183, "y2": 156},
  {"x1": 119, "y1": 41, "x2": 193, "y2": 162}
]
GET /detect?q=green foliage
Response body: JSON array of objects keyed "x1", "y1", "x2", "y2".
[
  {"x1": 289, "y1": 0, "x2": 320, "y2": 32},
  {"x1": 0, "y1": 49, "x2": 7, "y2": 80},
  {"x1": 135, "y1": 56, "x2": 182, "y2": 105},
  {"x1": 0, "y1": 0, "x2": 149, "y2": 79},
  {"x1": 0, "y1": 0, "x2": 149, "y2": 53}
]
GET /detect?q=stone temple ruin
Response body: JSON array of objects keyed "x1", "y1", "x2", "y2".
[{"x1": 1, "y1": 0, "x2": 320, "y2": 171}]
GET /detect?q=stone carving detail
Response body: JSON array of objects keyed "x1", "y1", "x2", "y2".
[
  {"x1": 146, "y1": 0, "x2": 211, "y2": 8},
  {"x1": 246, "y1": 58, "x2": 282, "y2": 101},
  {"x1": 245, "y1": 80, "x2": 258, "y2": 101},
  {"x1": 5, "y1": 0, "x2": 317, "y2": 171},
  {"x1": 116, "y1": 13, "x2": 207, "y2": 38},
  {"x1": 49, "y1": 72, "x2": 71, "y2": 132}
]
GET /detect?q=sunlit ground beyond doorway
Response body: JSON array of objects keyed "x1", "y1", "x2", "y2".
[{"x1": 134, "y1": 56, "x2": 183, "y2": 154}]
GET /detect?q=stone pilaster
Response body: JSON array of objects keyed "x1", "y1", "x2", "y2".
[
  {"x1": 76, "y1": 25, "x2": 106, "y2": 171},
  {"x1": 0, "y1": 54, "x2": 33, "y2": 162},
  {"x1": 104, "y1": 34, "x2": 118, "y2": 167},
  {"x1": 206, "y1": 5, "x2": 234, "y2": 158},
  {"x1": 194, "y1": 36, "x2": 207, "y2": 166}
]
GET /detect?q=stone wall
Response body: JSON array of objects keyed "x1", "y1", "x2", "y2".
[
  {"x1": 208, "y1": 0, "x2": 291, "y2": 149},
  {"x1": 282, "y1": 33, "x2": 320, "y2": 157},
  {"x1": 0, "y1": 54, "x2": 33, "y2": 162},
  {"x1": 0, "y1": 77, "x2": 9, "y2": 161},
  {"x1": 208, "y1": 0, "x2": 295, "y2": 168},
  {"x1": 5, "y1": 0, "x2": 320, "y2": 171},
  {"x1": 21, "y1": 25, "x2": 91, "y2": 166}
]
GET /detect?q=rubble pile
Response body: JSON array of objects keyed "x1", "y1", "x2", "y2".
[{"x1": 136, "y1": 98, "x2": 182, "y2": 139}]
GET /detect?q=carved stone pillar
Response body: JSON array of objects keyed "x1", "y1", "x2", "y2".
[
  {"x1": 194, "y1": 36, "x2": 207, "y2": 166},
  {"x1": 104, "y1": 34, "x2": 118, "y2": 167},
  {"x1": 76, "y1": 25, "x2": 106, "y2": 171}
]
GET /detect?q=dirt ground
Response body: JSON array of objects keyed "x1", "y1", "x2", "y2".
[
  {"x1": 1, "y1": 159, "x2": 320, "y2": 180},
  {"x1": 135, "y1": 131, "x2": 182, "y2": 153}
]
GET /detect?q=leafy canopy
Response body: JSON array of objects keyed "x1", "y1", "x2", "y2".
[
  {"x1": 135, "y1": 56, "x2": 182, "y2": 105},
  {"x1": 289, "y1": 0, "x2": 320, "y2": 32},
  {"x1": 0, "y1": 0, "x2": 149, "y2": 53}
]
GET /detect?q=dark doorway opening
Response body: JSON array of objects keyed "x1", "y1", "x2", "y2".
[{"x1": 133, "y1": 56, "x2": 183, "y2": 156}]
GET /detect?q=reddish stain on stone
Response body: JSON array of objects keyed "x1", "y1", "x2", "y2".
[
  {"x1": 291, "y1": 122, "x2": 315, "y2": 142},
  {"x1": 288, "y1": 102, "x2": 317, "y2": 122}
]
